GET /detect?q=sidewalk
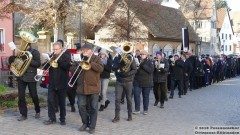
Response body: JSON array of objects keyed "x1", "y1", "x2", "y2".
[{"x1": 1, "y1": 77, "x2": 240, "y2": 134}]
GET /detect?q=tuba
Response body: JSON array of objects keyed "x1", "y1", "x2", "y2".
[
  {"x1": 118, "y1": 42, "x2": 134, "y2": 72},
  {"x1": 10, "y1": 31, "x2": 38, "y2": 77}
]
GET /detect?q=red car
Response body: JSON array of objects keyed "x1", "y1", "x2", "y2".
[{"x1": 40, "y1": 49, "x2": 77, "y2": 88}]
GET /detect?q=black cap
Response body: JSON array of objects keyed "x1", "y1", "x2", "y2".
[{"x1": 81, "y1": 43, "x2": 93, "y2": 50}]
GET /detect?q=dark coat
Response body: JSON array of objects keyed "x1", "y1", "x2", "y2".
[
  {"x1": 100, "y1": 57, "x2": 112, "y2": 79},
  {"x1": 47, "y1": 53, "x2": 71, "y2": 90},
  {"x1": 153, "y1": 58, "x2": 169, "y2": 83},
  {"x1": 170, "y1": 59, "x2": 184, "y2": 80},
  {"x1": 133, "y1": 58, "x2": 154, "y2": 87},
  {"x1": 19, "y1": 48, "x2": 41, "y2": 82},
  {"x1": 183, "y1": 59, "x2": 193, "y2": 80},
  {"x1": 112, "y1": 55, "x2": 137, "y2": 83},
  {"x1": 77, "y1": 55, "x2": 104, "y2": 95}
]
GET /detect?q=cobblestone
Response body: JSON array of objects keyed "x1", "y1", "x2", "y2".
[{"x1": 1, "y1": 77, "x2": 240, "y2": 135}]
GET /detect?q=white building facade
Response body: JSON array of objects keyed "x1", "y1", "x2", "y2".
[{"x1": 219, "y1": 10, "x2": 234, "y2": 55}]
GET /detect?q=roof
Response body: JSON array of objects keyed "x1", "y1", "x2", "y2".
[
  {"x1": 176, "y1": 0, "x2": 213, "y2": 20},
  {"x1": 230, "y1": 11, "x2": 240, "y2": 33},
  {"x1": 94, "y1": 0, "x2": 198, "y2": 42},
  {"x1": 216, "y1": 8, "x2": 227, "y2": 29}
]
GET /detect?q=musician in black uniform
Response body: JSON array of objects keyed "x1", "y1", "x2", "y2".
[
  {"x1": 16, "y1": 43, "x2": 41, "y2": 121},
  {"x1": 43, "y1": 41, "x2": 71, "y2": 125}
]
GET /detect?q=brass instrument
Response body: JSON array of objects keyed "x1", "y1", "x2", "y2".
[
  {"x1": 118, "y1": 42, "x2": 134, "y2": 72},
  {"x1": 68, "y1": 43, "x2": 112, "y2": 87},
  {"x1": 10, "y1": 31, "x2": 38, "y2": 77},
  {"x1": 34, "y1": 45, "x2": 68, "y2": 81}
]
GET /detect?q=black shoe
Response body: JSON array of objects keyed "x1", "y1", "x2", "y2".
[
  {"x1": 89, "y1": 128, "x2": 95, "y2": 134},
  {"x1": 99, "y1": 105, "x2": 104, "y2": 111},
  {"x1": 169, "y1": 96, "x2": 173, "y2": 99},
  {"x1": 71, "y1": 105, "x2": 76, "y2": 112},
  {"x1": 60, "y1": 121, "x2": 66, "y2": 125},
  {"x1": 127, "y1": 116, "x2": 132, "y2": 121},
  {"x1": 179, "y1": 95, "x2": 181, "y2": 98},
  {"x1": 160, "y1": 104, "x2": 164, "y2": 108},
  {"x1": 165, "y1": 97, "x2": 168, "y2": 101},
  {"x1": 112, "y1": 117, "x2": 120, "y2": 123},
  {"x1": 120, "y1": 99, "x2": 124, "y2": 104},
  {"x1": 104, "y1": 100, "x2": 110, "y2": 109},
  {"x1": 154, "y1": 101, "x2": 158, "y2": 106},
  {"x1": 79, "y1": 124, "x2": 88, "y2": 131},
  {"x1": 17, "y1": 116, "x2": 27, "y2": 121},
  {"x1": 43, "y1": 119, "x2": 56, "y2": 125}
]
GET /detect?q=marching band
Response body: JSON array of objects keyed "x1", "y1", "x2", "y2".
[{"x1": 8, "y1": 32, "x2": 240, "y2": 134}]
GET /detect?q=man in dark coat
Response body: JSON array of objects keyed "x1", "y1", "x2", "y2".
[
  {"x1": 169, "y1": 54, "x2": 184, "y2": 98},
  {"x1": 153, "y1": 51, "x2": 169, "y2": 108},
  {"x1": 112, "y1": 51, "x2": 137, "y2": 123},
  {"x1": 43, "y1": 41, "x2": 71, "y2": 126},
  {"x1": 16, "y1": 43, "x2": 41, "y2": 121},
  {"x1": 182, "y1": 53, "x2": 192, "y2": 95}
]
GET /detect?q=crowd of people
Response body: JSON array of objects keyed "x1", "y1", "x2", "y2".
[{"x1": 11, "y1": 40, "x2": 240, "y2": 134}]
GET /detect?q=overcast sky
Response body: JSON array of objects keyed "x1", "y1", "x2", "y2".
[{"x1": 226, "y1": 0, "x2": 240, "y2": 11}]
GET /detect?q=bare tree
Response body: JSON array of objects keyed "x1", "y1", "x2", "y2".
[
  {"x1": 107, "y1": 0, "x2": 160, "y2": 42},
  {"x1": 177, "y1": 0, "x2": 213, "y2": 31},
  {"x1": 0, "y1": 0, "x2": 113, "y2": 40}
]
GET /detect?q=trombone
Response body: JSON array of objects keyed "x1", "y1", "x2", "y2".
[
  {"x1": 34, "y1": 45, "x2": 69, "y2": 81},
  {"x1": 68, "y1": 46, "x2": 98, "y2": 87},
  {"x1": 34, "y1": 53, "x2": 54, "y2": 81},
  {"x1": 68, "y1": 42, "x2": 113, "y2": 87}
]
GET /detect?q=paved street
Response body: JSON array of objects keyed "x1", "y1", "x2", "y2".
[{"x1": 1, "y1": 77, "x2": 240, "y2": 135}]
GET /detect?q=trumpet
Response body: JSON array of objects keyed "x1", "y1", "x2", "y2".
[{"x1": 34, "y1": 45, "x2": 68, "y2": 81}]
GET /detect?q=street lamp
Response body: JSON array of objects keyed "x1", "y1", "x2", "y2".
[
  {"x1": 196, "y1": 40, "x2": 201, "y2": 55},
  {"x1": 75, "y1": 0, "x2": 83, "y2": 46}
]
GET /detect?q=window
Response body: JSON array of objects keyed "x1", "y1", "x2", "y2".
[
  {"x1": 225, "y1": 45, "x2": 227, "y2": 51},
  {"x1": 229, "y1": 34, "x2": 231, "y2": 40},
  {"x1": 222, "y1": 33, "x2": 224, "y2": 39},
  {"x1": 229, "y1": 45, "x2": 231, "y2": 51},
  {"x1": 0, "y1": 29, "x2": 5, "y2": 53},
  {"x1": 226, "y1": 34, "x2": 227, "y2": 40}
]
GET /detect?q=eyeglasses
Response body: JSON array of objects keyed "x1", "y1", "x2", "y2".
[
  {"x1": 53, "y1": 48, "x2": 61, "y2": 51},
  {"x1": 140, "y1": 54, "x2": 146, "y2": 55}
]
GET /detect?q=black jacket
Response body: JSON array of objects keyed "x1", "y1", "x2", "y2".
[
  {"x1": 183, "y1": 59, "x2": 193, "y2": 80},
  {"x1": 170, "y1": 59, "x2": 184, "y2": 80},
  {"x1": 100, "y1": 57, "x2": 112, "y2": 79},
  {"x1": 112, "y1": 55, "x2": 137, "y2": 83},
  {"x1": 153, "y1": 58, "x2": 169, "y2": 83},
  {"x1": 45, "y1": 53, "x2": 71, "y2": 90},
  {"x1": 19, "y1": 48, "x2": 41, "y2": 82},
  {"x1": 133, "y1": 58, "x2": 154, "y2": 87}
]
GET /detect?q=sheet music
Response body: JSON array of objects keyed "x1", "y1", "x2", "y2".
[
  {"x1": 42, "y1": 53, "x2": 50, "y2": 60},
  {"x1": 8, "y1": 41, "x2": 16, "y2": 50},
  {"x1": 73, "y1": 54, "x2": 81, "y2": 61},
  {"x1": 115, "y1": 47, "x2": 123, "y2": 55},
  {"x1": 160, "y1": 64, "x2": 165, "y2": 68}
]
